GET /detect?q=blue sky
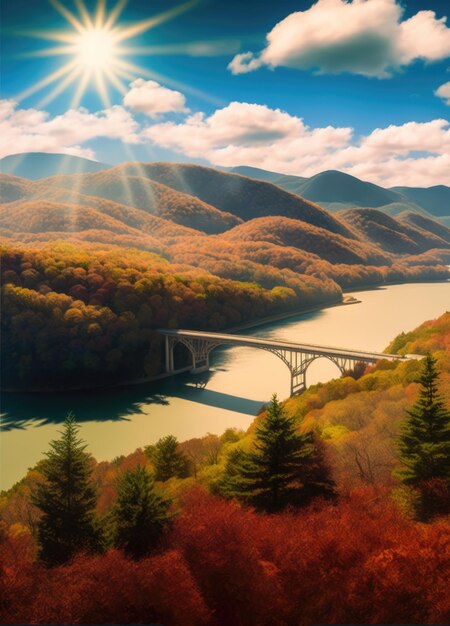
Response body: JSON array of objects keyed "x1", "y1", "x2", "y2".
[{"x1": 1, "y1": 0, "x2": 450, "y2": 186}]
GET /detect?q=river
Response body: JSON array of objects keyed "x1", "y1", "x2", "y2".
[{"x1": 1, "y1": 280, "x2": 449, "y2": 490}]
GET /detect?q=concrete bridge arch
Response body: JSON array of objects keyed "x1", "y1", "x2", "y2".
[{"x1": 161, "y1": 329, "x2": 412, "y2": 397}]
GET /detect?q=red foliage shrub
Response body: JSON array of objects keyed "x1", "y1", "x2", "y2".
[{"x1": 1, "y1": 545, "x2": 210, "y2": 625}]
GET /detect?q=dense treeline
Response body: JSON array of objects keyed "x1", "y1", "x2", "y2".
[{"x1": 1, "y1": 242, "x2": 339, "y2": 389}]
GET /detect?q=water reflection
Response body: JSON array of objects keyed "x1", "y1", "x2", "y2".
[{"x1": 1, "y1": 367, "x2": 264, "y2": 432}]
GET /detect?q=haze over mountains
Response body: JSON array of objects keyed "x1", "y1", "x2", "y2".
[{"x1": 0, "y1": 153, "x2": 109, "y2": 180}]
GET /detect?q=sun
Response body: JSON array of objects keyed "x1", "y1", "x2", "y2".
[
  {"x1": 75, "y1": 28, "x2": 116, "y2": 70},
  {"x1": 19, "y1": 0, "x2": 201, "y2": 108}
]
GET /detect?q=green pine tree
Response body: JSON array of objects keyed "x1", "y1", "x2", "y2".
[
  {"x1": 32, "y1": 414, "x2": 102, "y2": 565},
  {"x1": 397, "y1": 354, "x2": 450, "y2": 487},
  {"x1": 146, "y1": 435, "x2": 190, "y2": 481},
  {"x1": 113, "y1": 465, "x2": 171, "y2": 559},
  {"x1": 225, "y1": 394, "x2": 335, "y2": 512}
]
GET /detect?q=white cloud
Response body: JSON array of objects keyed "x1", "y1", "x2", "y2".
[
  {"x1": 360, "y1": 119, "x2": 450, "y2": 155},
  {"x1": 2, "y1": 95, "x2": 450, "y2": 187},
  {"x1": 436, "y1": 81, "x2": 450, "y2": 105},
  {"x1": 229, "y1": 0, "x2": 450, "y2": 78},
  {"x1": 123, "y1": 79, "x2": 188, "y2": 117},
  {"x1": 227, "y1": 52, "x2": 264, "y2": 75},
  {"x1": 144, "y1": 101, "x2": 450, "y2": 186},
  {"x1": 0, "y1": 100, "x2": 140, "y2": 159},
  {"x1": 145, "y1": 101, "x2": 350, "y2": 148}
]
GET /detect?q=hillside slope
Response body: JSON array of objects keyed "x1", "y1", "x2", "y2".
[
  {"x1": 3, "y1": 188, "x2": 201, "y2": 239},
  {"x1": 400, "y1": 212, "x2": 450, "y2": 244},
  {"x1": 37, "y1": 170, "x2": 241, "y2": 234},
  {"x1": 392, "y1": 185, "x2": 450, "y2": 218},
  {"x1": 113, "y1": 162, "x2": 357, "y2": 238},
  {"x1": 227, "y1": 166, "x2": 447, "y2": 219},
  {"x1": 0, "y1": 174, "x2": 35, "y2": 203},
  {"x1": 221, "y1": 216, "x2": 390, "y2": 265},
  {"x1": 340, "y1": 208, "x2": 450, "y2": 254}
]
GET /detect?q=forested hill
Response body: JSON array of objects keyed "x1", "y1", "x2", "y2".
[
  {"x1": 111, "y1": 162, "x2": 355, "y2": 238},
  {"x1": 3, "y1": 151, "x2": 448, "y2": 221}
]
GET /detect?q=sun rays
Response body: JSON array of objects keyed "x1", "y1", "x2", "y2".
[{"x1": 18, "y1": 0, "x2": 202, "y2": 108}]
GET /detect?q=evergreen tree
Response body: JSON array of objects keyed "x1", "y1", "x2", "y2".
[
  {"x1": 147, "y1": 435, "x2": 190, "y2": 481},
  {"x1": 225, "y1": 394, "x2": 335, "y2": 512},
  {"x1": 397, "y1": 354, "x2": 450, "y2": 500},
  {"x1": 113, "y1": 465, "x2": 171, "y2": 559},
  {"x1": 32, "y1": 414, "x2": 101, "y2": 565}
]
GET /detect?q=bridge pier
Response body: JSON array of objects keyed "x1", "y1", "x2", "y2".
[
  {"x1": 165, "y1": 335, "x2": 173, "y2": 373},
  {"x1": 291, "y1": 372, "x2": 307, "y2": 396}
]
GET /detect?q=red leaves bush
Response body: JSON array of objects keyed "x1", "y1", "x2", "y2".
[
  {"x1": 1, "y1": 543, "x2": 210, "y2": 625},
  {"x1": 1, "y1": 488, "x2": 449, "y2": 625}
]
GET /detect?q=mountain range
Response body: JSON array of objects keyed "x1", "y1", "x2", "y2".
[
  {"x1": 1, "y1": 156, "x2": 449, "y2": 295},
  {"x1": 2, "y1": 152, "x2": 448, "y2": 226},
  {"x1": 229, "y1": 166, "x2": 450, "y2": 224}
]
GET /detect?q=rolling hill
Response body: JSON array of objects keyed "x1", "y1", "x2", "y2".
[
  {"x1": 225, "y1": 165, "x2": 450, "y2": 221},
  {"x1": 0, "y1": 173, "x2": 36, "y2": 203},
  {"x1": 0, "y1": 152, "x2": 110, "y2": 180},
  {"x1": 111, "y1": 162, "x2": 357, "y2": 239},
  {"x1": 295, "y1": 170, "x2": 400, "y2": 207},
  {"x1": 339, "y1": 208, "x2": 449, "y2": 254},
  {"x1": 221, "y1": 216, "x2": 390, "y2": 265},
  {"x1": 391, "y1": 185, "x2": 450, "y2": 218},
  {"x1": 2, "y1": 167, "x2": 449, "y2": 263},
  {"x1": 399, "y1": 212, "x2": 450, "y2": 243},
  {"x1": 0, "y1": 194, "x2": 201, "y2": 243},
  {"x1": 35, "y1": 170, "x2": 242, "y2": 234}
]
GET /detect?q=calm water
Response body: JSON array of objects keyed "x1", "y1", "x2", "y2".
[{"x1": 1, "y1": 280, "x2": 449, "y2": 490}]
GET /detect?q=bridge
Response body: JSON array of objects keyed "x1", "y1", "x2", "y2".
[{"x1": 159, "y1": 329, "x2": 414, "y2": 396}]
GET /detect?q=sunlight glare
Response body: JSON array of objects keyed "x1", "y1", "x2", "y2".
[{"x1": 20, "y1": 0, "x2": 218, "y2": 107}]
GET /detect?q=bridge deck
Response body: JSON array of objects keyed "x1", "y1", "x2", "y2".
[{"x1": 159, "y1": 329, "x2": 406, "y2": 362}]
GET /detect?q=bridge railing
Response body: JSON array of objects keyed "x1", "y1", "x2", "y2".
[{"x1": 158, "y1": 329, "x2": 406, "y2": 361}]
